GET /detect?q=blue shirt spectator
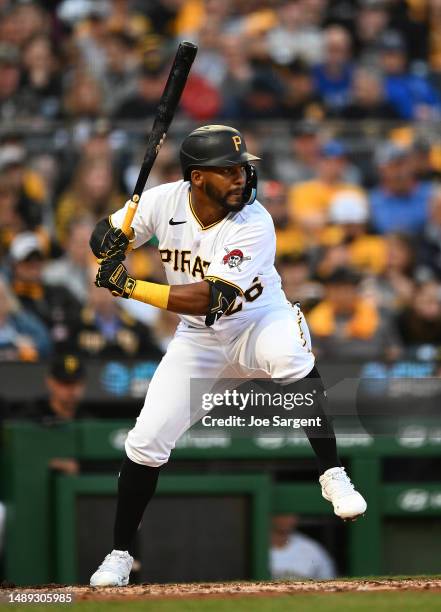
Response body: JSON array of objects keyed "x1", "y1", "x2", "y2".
[
  {"x1": 312, "y1": 25, "x2": 353, "y2": 112},
  {"x1": 379, "y1": 30, "x2": 441, "y2": 120},
  {"x1": 370, "y1": 143, "x2": 432, "y2": 234},
  {"x1": 370, "y1": 182, "x2": 431, "y2": 234},
  {"x1": 312, "y1": 64, "x2": 353, "y2": 111},
  {"x1": 384, "y1": 73, "x2": 441, "y2": 120},
  {"x1": 0, "y1": 275, "x2": 52, "y2": 360}
]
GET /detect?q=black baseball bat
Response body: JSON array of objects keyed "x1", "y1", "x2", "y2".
[{"x1": 122, "y1": 41, "x2": 198, "y2": 235}]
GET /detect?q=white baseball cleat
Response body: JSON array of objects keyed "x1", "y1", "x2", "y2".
[
  {"x1": 90, "y1": 550, "x2": 134, "y2": 586},
  {"x1": 319, "y1": 467, "x2": 367, "y2": 521}
]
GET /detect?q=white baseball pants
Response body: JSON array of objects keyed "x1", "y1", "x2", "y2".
[{"x1": 125, "y1": 304, "x2": 315, "y2": 466}]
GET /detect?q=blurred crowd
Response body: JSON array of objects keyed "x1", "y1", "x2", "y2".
[
  {"x1": 1, "y1": 0, "x2": 441, "y2": 365},
  {"x1": 0, "y1": 0, "x2": 441, "y2": 122}
]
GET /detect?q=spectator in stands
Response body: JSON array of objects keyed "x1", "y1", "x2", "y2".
[
  {"x1": 180, "y1": 71, "x2": 222, "y2": 121},
  {"x1": 122, "y1": 138, "x2": 179, "y2": 192},
  {"x1": 289, "y1": 140, "x2": 362, "y2": 235},
  {"x1": 270, "y1": 514, "x2": 337, "y2": 580},
  {"x1": 260, "y1": 180, "x2": 304, "y2": 257},
  {"x1": 312, "y1": 25, "x2": 354, "y2": 113},
  {"x1": 277, "y1": 253, "x2": 322, "y2": 312},
  {"x1": 308, "y1": 267, "x2": 401, "y2": 360},
  {"x1": 0, "y1": 5, "x2": 21, "y2": 47},
  {"x1": 113, "y1": 63, "x2": 167, "y2": 120},
  {"x1": 370, "y1": 142, "x2": 432, "y2": 235},
  {"x1": 8, "y1": 232, "x2": 80, "y2": 344},
  {"x1": 79, "y1": 119, "x2": 115, "y2": 161},
  {"x1": 410, "y1": 137, "x2": 440, "y2": 182},
  {"x1": 99, "y1": 31, "x2": 138, "y2": 116},
  {"x1": 429, "y1": 0, "x2": 441, "y2": 74},
  {"x1": 7, "y1": 1, "x2": 50, "y2": 48},
  {"x1": 190, "y1": 13, "x2": 229, "y2": 88},
  {"x1": 341, "y1": 66, "x2": 400, "y2": 120},
  {"x1": 43, "y1": 218, "x2": 95, "y2": 304},
  {"x1": 279, "y1": 59, "x2": 325, "y2": 121},
  {"x1": 217, "y1": 34, "x2": 253, "y2": 119},
  {"x1": 319, "y1": 190, "x2": 387, "y2": 277},
  {"x1": 0, "y1": 173, "x2": 22, "y2": 260},
  {"x1": 55, "y1": 120, "x2": 120, "y2": 202},
  {"x1": 65, "y1": 284, "x2": 163, "y2": 359},
  {"x1": 265, "y1": 0, "x2": 323, "y2": 67},
  {"x1": 275, "y1": 121, "x2": 321, "y2": 184},
  {"x1": 378, "y1": 30, "x2": 441, "y2": 120},
  {"x1": 70, "y1": 1, "x2": 111, "y2": 83},
  {"x1": 55, "y1": 156, "x2": 125, "y2": 245},
  {"x1": 364, "y1": 232, "x2": 416, "y2": 313},
  {"x1": 418, "y1": 185, "x2": 441, "y2": 280},
  {"x1": 105, "y1": 0, "x2": 151, "y2": 39},
  {"x1": 395, "y1": 280, "x2": 441, "y2": 349},
  {"x1": 0, "y1": 133, "x2": 49, "y2": 259},
  {"x1": 353, "y1": 0, "x2": 390, "y2": 63},
  {"x1": 0, "y1": 274, "x2": 51, "y2": 361},
  {"x1": 62, "y1": 70, "x2": 104, "y2": 119},
  {"x1": 0, "y1": 140, "x2": 47, "y2": 237},
  {"x1": 19, "y1": 35, "x2": 63, "y2": 120},
  {"x1": 388, "y1": 0, "x2": 429, "y2": 63},
  {"x1": 0, "y1": 44, "x2": 23, "y2": 121},
  {"x1": 236, "y1": 69, "x2": 285, "y2": 120}
]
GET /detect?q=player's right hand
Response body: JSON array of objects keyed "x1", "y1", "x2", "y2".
[
  {"x1": 95, "y1": 257, "x2": 136, "y2": 298},
  {"x1": 97, "y1": 227, "x2": 130, "y2": 260}
]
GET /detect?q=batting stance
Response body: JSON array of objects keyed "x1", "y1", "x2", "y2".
[{"x1": 89, "y1": 125, "x2": 367, "y2": 586}]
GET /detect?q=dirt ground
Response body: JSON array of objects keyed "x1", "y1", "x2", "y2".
[{"x1": 2, "y1": 578, "x2": 441, "y2": 601}]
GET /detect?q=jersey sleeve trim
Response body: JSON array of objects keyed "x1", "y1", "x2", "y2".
[{"x1": 204, "y1": 275, "x2": 244, "y2": 296}]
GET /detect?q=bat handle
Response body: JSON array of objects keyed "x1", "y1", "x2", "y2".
[
  {"x1": 96, "y1": 194, "x2": 139, "y2": 264},
  {"x1": 121, "y1": 194, "x2": 140, "y2": 237}
]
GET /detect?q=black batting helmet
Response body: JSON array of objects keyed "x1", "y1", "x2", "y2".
[
  {"x1": 180, "y1": 125, "x2": 260, "y2": 205},
  {"x1": 180, "y1": 125, "x2": 260, "y2": 180}
]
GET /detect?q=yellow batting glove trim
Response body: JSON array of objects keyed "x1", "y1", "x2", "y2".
[{"x1": 131, "y1": 280, "x2": 170, "y2": 310}]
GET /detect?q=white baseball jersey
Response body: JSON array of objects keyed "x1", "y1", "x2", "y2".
[
  {"x1": 111, "y1": 180, "x2": 288, "y2": 331},
  {"x1": 111, "y1": 179, "x2": 315, "y2": 467}
]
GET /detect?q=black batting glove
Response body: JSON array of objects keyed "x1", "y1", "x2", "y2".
[
  {"x1": 95, "y1": 257, "x2": 136, "y2": 298},
  {"x1": 98, "y1": 227, "x2": 131, "y2": 260}
]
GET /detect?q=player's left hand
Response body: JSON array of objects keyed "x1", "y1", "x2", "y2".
[
  {"x1": 99, "y1": 227, "x2": 131, "y2": 260},
  {"x1": 95, "y1": 257, "x2": 137, "y2": 298}
]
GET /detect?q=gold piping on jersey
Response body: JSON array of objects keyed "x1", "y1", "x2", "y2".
[
  {"x1": 204, "y1": 275, "x2": 244, "y2": 296},
  {"x1": 188, "y1": 191, "x2": 228, "y2": 231}
]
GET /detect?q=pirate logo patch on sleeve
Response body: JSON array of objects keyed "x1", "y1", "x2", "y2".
[{"x1": 222, "y1": 248, "x2": 251, "y2": 271}]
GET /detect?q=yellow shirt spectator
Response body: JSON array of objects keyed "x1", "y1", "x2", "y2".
[
  {"x1": 321, "y1": 191, "x2": 388, "y2": 275},
  {"x1": 288, "y1": 140, "x2": 363, "y2": 227}
]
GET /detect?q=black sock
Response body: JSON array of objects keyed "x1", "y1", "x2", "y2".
[
  {"x1": 113, "y1": 457, "x2": 160, "y2": 552},
  {"x1": 286, "y1": 366, "x2": 341, "y2": 475}
]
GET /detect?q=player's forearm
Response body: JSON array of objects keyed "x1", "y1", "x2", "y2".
[
  {"x1": 131, "y1": 280, "x2": 210, "y2": 315},
  {"x1": 168, "y1": 282, "x2": 210, "y2": 314}
]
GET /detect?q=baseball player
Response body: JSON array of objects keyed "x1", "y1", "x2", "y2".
[{"x1": 89, "y1": 125, "x2": 367, "y2": 586}]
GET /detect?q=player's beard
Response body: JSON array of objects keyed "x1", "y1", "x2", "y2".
[{"x1": 204, "y1": 182, "x2": 246, "y2": 212}]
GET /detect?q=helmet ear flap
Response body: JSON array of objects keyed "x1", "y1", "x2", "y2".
[{"x1": 243, "y1": 163, "x2": 257, "y2": 205}]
